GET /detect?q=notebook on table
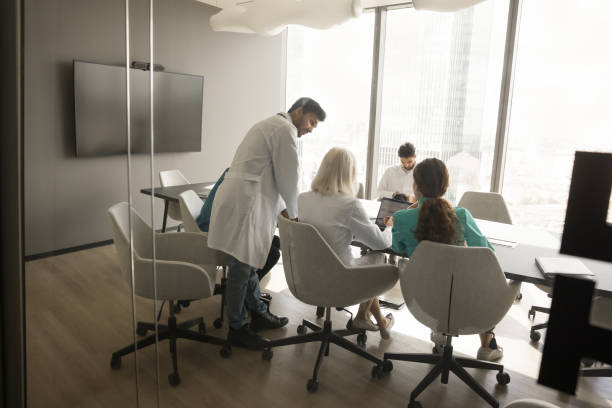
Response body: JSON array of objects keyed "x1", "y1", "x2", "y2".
[
  {"x1": 535, "y1": 257, "x2": 594, "y2": 278},
  {"x1": 374, "y1": 197, "x2": 413, "y2": 230}
]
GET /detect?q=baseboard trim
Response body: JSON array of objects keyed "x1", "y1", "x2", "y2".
[{"x1": 25, "y1": 225, "x2": 180, "y2": 262}]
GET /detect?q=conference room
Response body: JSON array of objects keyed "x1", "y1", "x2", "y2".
[{"x1": 2, "y1": 0, "x2": 612, "y2": 407}]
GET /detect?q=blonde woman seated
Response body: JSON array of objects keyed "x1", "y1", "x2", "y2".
[{"x1": 298, "y1": 147, "x2": 394, "y2": 339}]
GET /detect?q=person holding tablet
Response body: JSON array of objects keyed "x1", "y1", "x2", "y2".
[
  {"x1": 299, "y1": 147, "x2": 395, "y2": 339},
  {"x1": 391, "y1": 158, "x2": 503, "y2": 361},
  {"x1": 377, "y1": 142, "x2": 417, "y2": 202}
]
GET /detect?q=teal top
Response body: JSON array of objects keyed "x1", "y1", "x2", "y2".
[{"x1": 391, "y1": 198, "x2": 494, "y2": 257}]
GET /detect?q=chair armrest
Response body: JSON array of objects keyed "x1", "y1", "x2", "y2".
[
  {"x1": 154, "y1": 232, "x2": 225, "y2": 266},
  {"x1": 133, "y1": 256, "x2": 216, "y2": 300}
]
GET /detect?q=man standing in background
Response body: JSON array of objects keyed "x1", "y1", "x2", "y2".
[
  {"x1": 208, "y1": 97, "x2": 326, "y2": 349},
  {"x1": 377, "y1": 142, "x2": 417, "y2": 202}
]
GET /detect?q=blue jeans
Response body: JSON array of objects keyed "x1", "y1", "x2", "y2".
[{"x1": 226, "y1": 256, "x2": 268, "y2": 329}]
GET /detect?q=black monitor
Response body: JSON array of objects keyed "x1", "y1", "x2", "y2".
[{"x1": 74, "y1": 60, "x2": 203, "y2": 156}]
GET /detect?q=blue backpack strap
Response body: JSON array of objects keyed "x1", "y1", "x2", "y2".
[{"x1": 196, "y1": 168, "x2": 229, "y2": 232}]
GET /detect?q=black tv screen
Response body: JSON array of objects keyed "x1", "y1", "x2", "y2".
[{"x1": 74, "y1": 60, "x2": 203, "y2": 156}]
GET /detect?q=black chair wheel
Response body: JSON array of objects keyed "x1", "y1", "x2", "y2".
[
  {"x1": 496, "y1": 371, "x2": 510, "y2": 385},
  {"x1": 582, "y1": 358, "x2": 595, "y2": 368},
  {"x1": 198, "y1": 322, "x2": 206, "y2": 335},
  {"x1": 408, "y1": 400, "x2": 423, "y2": 408},
  {"x1": 316, "y1": 307, "x2": 325, "y2": 318},
  {"x1": 528, "y1": 310, "x2": 535, "y2": 319},
  {"x1": 382, "y1": 359, "x2": 393, "y2": 373},
  {"x1": 371, "y1": 365, "x2": 383, "y2": 379},
  {"x1": 357, "y1": 332, "x2": 367, "y2": 347},
  {"x1": 110, "y1": 355, "x2": 121, "y2": 370},
  {"x1": 297, "y1": 325, "x2": 307, "y2": 335},
  {"x1": 213, "y1": 318, "x2": 223, "y2": 329},
  {"x1": 306, "y1": 378, "x2": 319, "y2": 393},
  {"x1": 262, "y1": 348, "x2": 273, "y2": 361},
  {"x1": 220, "y1": 345, "x2": 232, "y2": 358},
  {"x1": 168, "y1": 372, "x2": 181, "y2": 387},
  {"x1": 516, "y1": 293, "x2": 523, "y2": 301},
  {"x1": 136, "y1": 323, "x2": 148, "y2": 336},
  {"x1": 530, "y1": 330, "x2": 541, "y2": 342}
]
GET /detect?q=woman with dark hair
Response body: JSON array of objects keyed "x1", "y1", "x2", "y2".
[{"x1": 391, "y1": 158, "x2": 503, "y2": 361}]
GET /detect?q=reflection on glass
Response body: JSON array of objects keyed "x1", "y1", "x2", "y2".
[
  {"x1": 378, "y1": 2, "x2": 508, "y2": 204},
  {"x1": 286, "y1": 14, "x2": 375, "y2": 192},
  {"x1": 503, "y1": 0, "x2": 612, "y2": 234}
]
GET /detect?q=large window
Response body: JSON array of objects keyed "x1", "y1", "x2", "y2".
[
  {"x1": 502, "y1": 0, "x2": 612, "y2": 234},
  {"x1": 378, "y1": 2, "x2": 508, "y2": 203},
  {"x1": 286, "y1": 14, "x2": 375, "y2": 192}
]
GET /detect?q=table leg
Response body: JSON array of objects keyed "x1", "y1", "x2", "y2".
[{"x1": 162, "y1": 200, "x2": 169, "y2": 233}]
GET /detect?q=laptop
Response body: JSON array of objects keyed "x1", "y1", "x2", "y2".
[{"x1": 374, "y1": 197, "x2": 413, "y2": 230}]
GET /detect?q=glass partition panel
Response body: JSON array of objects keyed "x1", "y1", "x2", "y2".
[
  {"x1": 377, "y1": 2, "x2": 508, "y2": 203},
  {"x1": 502, "y1": 0, "x2": 612, "y2": 234},
  {"x1": 286, "y1": 14, "x2": 375, "y2": 192}
]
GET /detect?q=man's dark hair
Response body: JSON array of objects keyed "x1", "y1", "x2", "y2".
[
  {"x1": 398, "y1": 142, "x2": 416, "y2": 158},
  {"x1": 288, "y1": 97, "x2": 326, "y2": 121}
]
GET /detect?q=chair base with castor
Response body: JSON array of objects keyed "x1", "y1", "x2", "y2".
[
  {"x1": 260, "y1": 307, "x2": 391, "y2": 392},
  {"x1": 383, "y1": 335, "x2": 510, "y2": 408},
  {"x1": 528, "y1": 305, "x2": 550, "y2": 342},
  {"x1": 110, "y1": 300, "x2": 226, "y2": 386}
]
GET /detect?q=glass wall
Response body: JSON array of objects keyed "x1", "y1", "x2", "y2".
[
  {"x1": 286, "y1": 13, "x2": 375, "y2": 192},
  {"x1": 378, "y1": 1, "x2": 508, "y2": 204},
  {"x1": 502, "y1": 0, "x2": 612, "y2": 234}
]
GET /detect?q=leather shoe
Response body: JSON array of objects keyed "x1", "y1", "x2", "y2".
[
  {"x1": 250, "y1": 310, "x2": 289, "y2": 332},
  {"x1": 228, "y1": 324, "x2": 269, "y2": 350}
]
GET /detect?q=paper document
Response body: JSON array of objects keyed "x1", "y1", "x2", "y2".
[{"x1": 535, "y1": 257, "x2": 594, "y2": 277}]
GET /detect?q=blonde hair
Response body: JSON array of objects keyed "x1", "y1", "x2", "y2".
[{"x1": 311, "y1": 147, "x2": 357, "y2": 196}]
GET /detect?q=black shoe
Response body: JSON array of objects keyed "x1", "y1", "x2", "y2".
[
  {"x1": 228, "y1": 324, "x2": 269, "y2": 350},
  {"x1": 250, "y1": 310, "x2": 289, "y2": 332}
]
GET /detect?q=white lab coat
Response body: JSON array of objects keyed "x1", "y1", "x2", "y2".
[
  {"x1": 376, "y1": 164, "x2": 415, "y2": 200},
  {"x1": 298, "y1": 191, "x2": 391, "y2": 266},
  {"x1": 208, "y1": 112, "x2": 299, "y2": 269}
]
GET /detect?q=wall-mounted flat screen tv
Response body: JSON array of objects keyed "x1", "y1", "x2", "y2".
[{"x1": 74, "y1": 60, "x2": 203, "y2": 157}]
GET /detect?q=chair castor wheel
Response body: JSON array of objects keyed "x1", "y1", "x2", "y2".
[
  {"x1": 297, "y1": 325, "x2": 307, "y2": 334},
  {"x1": 516, "y1": 293, "x2": 522, "y2": 301},
  {"x1": 262, "y1": 348, "x2": 273, "y2": 361},
  {"x1": 528, "y1": 309, "x2": 535, "y2": 319},
  {"x1": 408, "y1": 400, "x2": 423, "y2": 408},
  {"x1": 213, "y1": 318, "x2": 223, "y2": 329},
  {"x1": 371, "y1": 365, "x2": 383, "y2": 379},
  {"x1": 357, "y1": 332, "x2": 367, "y2": 347},
  {"x1": 136, "y1": 323, "x2": 148, "y2": 336},
  {"x1": 382, "y1": 359, "x2": 393, "y2": 373},
  {"x1": 530, "y1": 330, "x2": 541, "y2": 342},
  {"x1": 110, "y1": 355, "x2": 121, "y2": 370},
  {"x1": 496, "y1": 371, "x2": 510, "y2": 385},
  {"x1": 306, "y1": 378, "x2": 319, "y2": 393},
  {"x1": 220, "y1": 345, "x2": 232, "y2": 358},
  {"x1": 168, "y1": 372, "x2": 180, "y2": 387},
  {"x1": 198, "y1": 322, "x2": 206, "y2": 335}
]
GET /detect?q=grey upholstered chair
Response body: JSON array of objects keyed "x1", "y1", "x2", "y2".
[
  {"x1": 262, "y1": 216, "x2": 399, "y2": 392},
  {"x1": 108, "y1": 202, "x2": 225, "y2": 386},
  {"x1": 384, "y1": 241, "x2": 520, "y2": 408},
  {"x1": 458, "y1": 191, "x2": 512, "y2": 224}
]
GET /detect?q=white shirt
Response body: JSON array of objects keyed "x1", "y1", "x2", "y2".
[
  {"x1": 298, "y1": 192, "x2": 391, "y2": 266},
  {"x1": 208, "y1": 112, "x2": 299, "y2": 269},
  {"x1": 376, "y1": 164, "x2": 415, "y2": 200}
]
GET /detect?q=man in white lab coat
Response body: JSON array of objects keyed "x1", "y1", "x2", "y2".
[
  {"x1": 208, "y1": 97, "x2": 326, "y2": 349},
  {"x1": 376, "y1": 142, "x2": 417, "y2": 202}
]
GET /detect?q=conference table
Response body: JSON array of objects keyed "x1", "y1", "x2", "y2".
[
  {"x1": 141, "y1": 181, "x2": 215, "y2": 232},
  {"x1": 358, "y1": 199, "x2": 612, "y2": 298}
]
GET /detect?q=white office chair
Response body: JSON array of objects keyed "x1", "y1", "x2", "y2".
[
  {"x1": 108, "y1": 202, "x2": 225, "y2": 386},
  {"x1": 261, "y1": 216, "x2": 399, "y2": 392},
  {"x1": 458, "y1": 191, "x2": 512, "y2": 224},
  {"x1": 159, "y1": 169, "x2": 190, "y2": 230},
  {"x1": 178, "y1": 190, "x2": 231, "y2": 329},
  {"x1": 504, "y1": 400, "x2": 560, "y2": 408},
  {"x1": 384, "y1": 241, "x2": 521, "y2": 408}
]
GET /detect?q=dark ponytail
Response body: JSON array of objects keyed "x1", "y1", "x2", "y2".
[{"x1": 412, "y1": 158, "x2": 460, "y2": 244}]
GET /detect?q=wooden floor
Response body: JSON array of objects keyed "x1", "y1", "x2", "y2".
[{"x1": 26, "y1": 244, "x2": 611, "y2": 408}]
